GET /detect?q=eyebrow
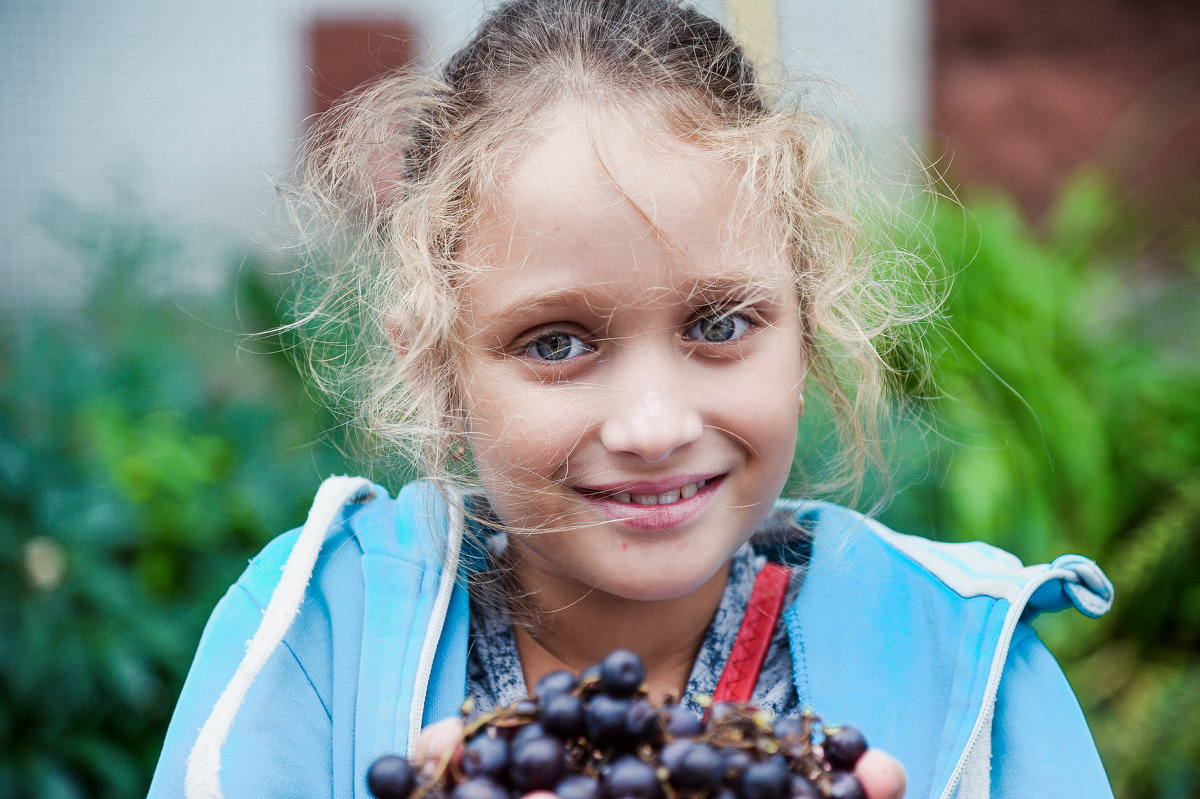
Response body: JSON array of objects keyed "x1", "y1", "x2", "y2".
[
  {"x1": 475, "y1": 286, "x2": 613, "y2": 330},
  {"x1": 476, "y1": 273, "x2": 786, "y2": 329}
]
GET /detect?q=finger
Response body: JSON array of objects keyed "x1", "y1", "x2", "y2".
[
  {"x1": 521, "y1": 792, "x2": 558, "y2": 799},
  {"x1": 855, "y1": 748, "x2": 906, "y2": 799},
  {"x1": 413, "y1": 717, "x2": 465, "y2": 768}
]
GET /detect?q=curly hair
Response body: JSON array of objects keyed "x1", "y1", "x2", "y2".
[{"x1": 285, "y1": 0, "x2": 935, "y2": 506}]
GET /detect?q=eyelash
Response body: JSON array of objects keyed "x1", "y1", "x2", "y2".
[
  {"x1": 518, "y1": 307, "x2": 759, "y2": 365},
  {"x1": 521, "y1": 330, "x2": 594, "y2": 363},
  {"x1": 683, "y1": 309, "x2": 755, "y2": 343}
]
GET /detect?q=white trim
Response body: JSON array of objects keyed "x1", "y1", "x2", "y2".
[
  {"x1": 405, "y1": 485, "x2": 465, "y2": 757},
  {"x1": 954, "y1": 667, "x2": 994, "y2": 799},
  {"x1": 936, "y1": 565, "x2": 1080, "y2": 799},
  {"x1": 185, "y1": 476, "x2": 373, "y2": 799},
  {"x1": 785, "y1": 501, "x2": 1112, "y2": 799},
  {"x1": 867, "y1": 521, "x2": 1037, "y2": 602}
]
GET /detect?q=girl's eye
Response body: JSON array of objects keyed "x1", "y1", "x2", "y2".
[
  {"x1": 685, "y1": 312, "x2": 752, "y2": 343},
  {"x1": 524, "y1": 331, "x2": 593, "y2": 362}
]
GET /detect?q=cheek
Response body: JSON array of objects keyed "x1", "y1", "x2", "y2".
[
  {"x1": 748, "y1": 389, "x2": 802, "y2": 468},
  {"x1": 465, "y1": 390, "x2": 598, "y2": 536},
  {"x1": 731, "y1": 338, "x2": 805, "y2": 466},
  {"x1": 463, "y1": 377, "x2": 592, "y2": 480}
]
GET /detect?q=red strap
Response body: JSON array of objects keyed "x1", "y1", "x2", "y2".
[{"x1": 710, "y1": 562, "x2": 790, "y2": 706}]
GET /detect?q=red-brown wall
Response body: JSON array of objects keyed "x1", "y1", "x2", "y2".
[{"x1": 932, "y1": 0, "x2": 1199, "y2": 219}]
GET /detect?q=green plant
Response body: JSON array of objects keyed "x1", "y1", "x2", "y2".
[
  {"x1": 879, "y1": 173, "x2": 1200, "y2": 799},
  {"x1": 2, "y1": 175, "x2": 1195, "y2": 798},
  {"x1": 0, "y1": 206, "x2": 348, "y2": 798}
]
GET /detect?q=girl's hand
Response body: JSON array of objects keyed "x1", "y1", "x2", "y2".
[
  {"x1": 412, "y1": 717, "x2": 466, "y2": 776},
  {"x1": 414, "y1": 718, "x2": 906, "y2": 799},
  {"x1": 853, "y1": 749, "x2": 907, "y2": 799}
]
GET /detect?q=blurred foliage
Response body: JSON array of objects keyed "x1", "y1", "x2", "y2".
[
  {"x1": 1, "y1": 174, "x2": 1197, "y2": 797},
  {"x1": 0, "y1": 207, "x2": 348, "y2": 798},
  {"x1": 877, "y1": 172, "x2": 1200, "y2": 799}
]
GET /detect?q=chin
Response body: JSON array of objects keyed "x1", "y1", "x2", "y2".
[{"x1": 598, "y1": 565, "x2": 725, "y2": 604}]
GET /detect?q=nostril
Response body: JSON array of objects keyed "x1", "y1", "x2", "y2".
[
  {"x1": 599, "y1": 410, "x2": 703, "y2": 463},
  {"x1": 597, "y1": 371, "x2": 705, "y2": 461}
]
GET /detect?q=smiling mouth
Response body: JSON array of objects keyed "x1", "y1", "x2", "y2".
[
  {"x1": 608, "y1": 478, "x2": 708, "y2": 506},
  {"x1": 579, "y1": 476, "x2": 719, "y2": 507},
  {"x1": 574, "y1": 475, "x2": 724, "y2": 530}
]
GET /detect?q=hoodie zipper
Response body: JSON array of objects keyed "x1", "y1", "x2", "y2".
[
  {"x1": 937, "y1": 564, "x2": 1084, "y2": 799},
  {"x1": 404, "y1": 489, "x2": 465, "y2": 757}
]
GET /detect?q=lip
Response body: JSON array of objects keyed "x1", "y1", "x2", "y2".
[
  {"x1": 573, "y1": 473, "x2": 726, "y2": 531},
  {"x1": 575, "y1": 473, "x2": 722, "y2": 496}
]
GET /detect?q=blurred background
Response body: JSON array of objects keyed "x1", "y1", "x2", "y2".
[{"x1": 1, "y1": 0, "x2": 1196, "y2": 797}]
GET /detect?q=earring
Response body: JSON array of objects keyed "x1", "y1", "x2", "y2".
[
  {"x1": 449, "y1": 439, "x2": 468, "y2": 461},
  {"x1": 798, "y1": 393, "x2": 806, "y2": 419}
]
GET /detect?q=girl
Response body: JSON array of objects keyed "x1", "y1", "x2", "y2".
[{"x1": 150, "y1": 1, "x2": 1115, "y2": 798}]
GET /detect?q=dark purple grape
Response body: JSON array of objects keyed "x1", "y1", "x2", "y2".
[
  {"x1": 788, "y1": 774, "x2": 821, "y2": 799},
  {"x1": 659, "y1": 739, "x2": 695, "y2": 774},
  {"x1": 826, "y1": 772, "x2": 866, "y2": 799},
  {"x1": 739, "y1": 756, "x2": 789, "y2": 799},
  {"x1": 509, "y1": 735, "x2": 566, "y2": 793},
  {"x1": 667, "y1": 741, "x2": 721, "y2": 793},
  {"x1": 602, "y1": 755, "x2": 662, "y2": 799},
  {"x1": 535, "y1": 669, "x2": 579, "y2": 704},
  {"x1": 773, "y1": 717, "x2": 806, "y2": 742},
  {"x1": 542, "y1": 693, "x2": 587, "y2": 739},
  {"x1": 822, "y1": 727, "x2": 868, "y2": 771},
  {"x1": 717, "y1": 747, "x2": 753, "y2": 787},
  {"x1": 462, "y1": 734, "x2": 509, "y2": 780},
  {"x1": 368, "y1": 650, "x2": 884, "y2": 799},
  {"x1": 625, "y1": 698, "x2": 661, "y2": 743},
  {"x1": 579, "y1": 663, "x2": 603, "y2": 693},
  {"x1": 586, "y1": 694, "x2": 634, "y2": 749},
  {"x1": 451, "y1": 777, "x2": 509, "y2": 799},
  {"x1": 367, "y1": 755, "x2": 416, "y2": 799},
  {"x1": 557, "y1": 774, "x2": 602, "y2": 799},
  {"x1": 512, "y1": 721, "x2": 549, "y2": 749},
  {"x1": 663, "y1": 704, "x2": 703, "y2": 738},
  {"x1": 598, "y1": 649, "x2": 646, "y2": 697}
]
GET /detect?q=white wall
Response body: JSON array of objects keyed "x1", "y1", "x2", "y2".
[
  {"x1": 776, "y1": 0, "x2": 929, "y2": 136},
  {"x1": 0, "y1": 0, "x2": 485, "y2": 305},
  {"x1": 0, "y1": 0, "x2": 926, "y2": 306}
]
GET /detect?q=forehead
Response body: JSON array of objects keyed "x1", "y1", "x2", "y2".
[{"x1": 459, "y1": 109, "x2": 788, "y2": 309}]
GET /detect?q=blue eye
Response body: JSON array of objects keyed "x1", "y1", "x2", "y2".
[
  {"x1": 525, "y1": 332, "x2": 593, "y2": 361},
  {"x1": 685, "y1": 312, "x2": 751, "y2": 343}
]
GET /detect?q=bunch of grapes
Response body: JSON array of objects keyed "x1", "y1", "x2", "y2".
[{"x1": 369, "y1": 649, "x2": 870, "y2": 799}]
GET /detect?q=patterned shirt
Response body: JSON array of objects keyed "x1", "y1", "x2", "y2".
[{"x1": 465, "y1": 540, "x2": 805, "y2": 719}]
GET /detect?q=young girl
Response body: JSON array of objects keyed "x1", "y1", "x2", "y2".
[{"x1": 150, "y1": 1, "x2": 1115, "y2": 797}]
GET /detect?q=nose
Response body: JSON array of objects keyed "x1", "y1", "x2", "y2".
[{"x1": 598, "y1": 354, "x2": 704, "y2": 463}]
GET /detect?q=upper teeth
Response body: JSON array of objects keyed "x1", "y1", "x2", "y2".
[{"x1": 611, "y1": 479, "x2": 707, "y2": 505}]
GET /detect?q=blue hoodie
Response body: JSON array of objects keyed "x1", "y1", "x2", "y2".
[{"x1": 149, "y1": 477, "x2": 1114, "y2": 799}]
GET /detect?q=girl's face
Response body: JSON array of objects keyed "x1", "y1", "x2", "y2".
[{"x1": 456, "y1": 112, "x2": 804, "y2": 606}]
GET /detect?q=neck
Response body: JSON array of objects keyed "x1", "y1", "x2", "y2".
[{"x1": 507, "y1": 551, "x2": 729, "y2": 703}]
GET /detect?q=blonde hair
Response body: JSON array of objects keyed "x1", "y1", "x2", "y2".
[{"x1": 285, "y1": 0, "x2": 935, "y2": 507}]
